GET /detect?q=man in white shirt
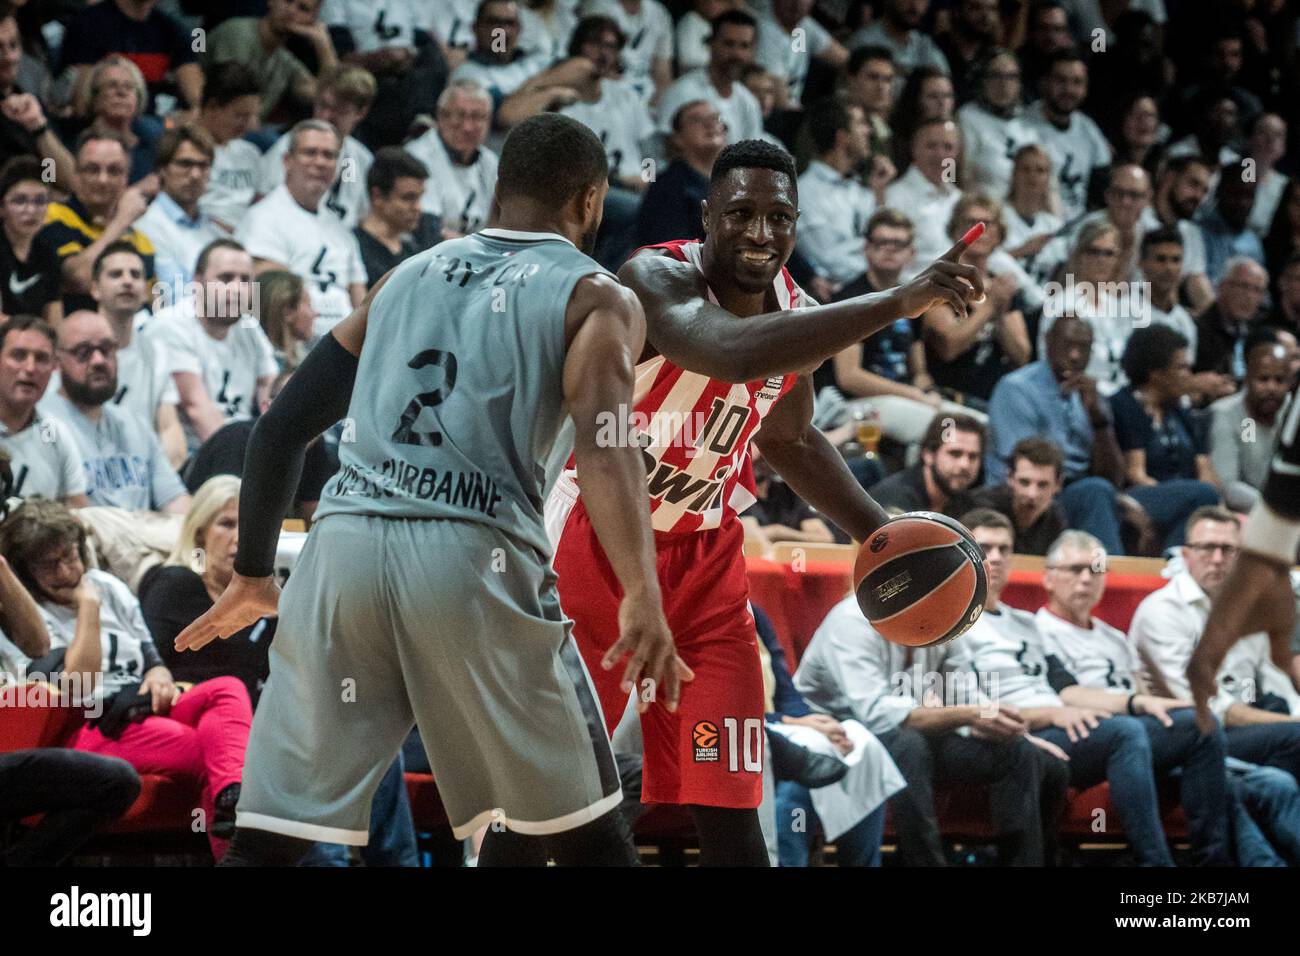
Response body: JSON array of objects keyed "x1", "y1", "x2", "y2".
[
  {"x1": 847, "y1": 0, "x2": 949, "y2": 78},
  {"x1": 450, "y1": 1, "x2": 552, "y2": 118},
  {"x1": 965, "y1": 514, "x2": 1230, "y2": 865},
  {"x1": 146, "y1": 239, "x2": 279, "y2": 453},
  {"x1": 1130, "y1": 506, "x2": 1300, "y2": 781},
  {"x1": 656, "y1": 9, "x2": 763, "y2": 146},
  {"x1": 405, "y1": 80, "x2": 499, "y2": 240},
  {"x1": 582, "y1": 0, "x2": 673, "y2": 103},
  {"x1": 137, "y1": 125, "x2": 224, "y2": 298},
  {"x1": 41, "y1": 311, "x2": 189, "y2": 514},
  {"x1": 796, "y1": 99, "x2": 885, "y2": 288},
  {"x1": 196, "y1": 63, "x2": 264, "y2": 236},
  {"x1": 1150, "y1": 155, "x2": 1214, "y2": 313},
  {"x1": 884, "y1": 118, "x2": 961, "y2": 276},
  {"x1": 258, "y1": 65, "x2": 377, "y2": 230},
  {"x1": 1137, "y1": 227, "x2": 1197, "y2": 353},
  {"x1": 754, "y1": 0, "x2": 846, "y2": 108},
  {"x1": 0, "y1": 316, "x2": 87, "y2": 505},
  {"x1": 238, "y1": 120, "x2": 367, "y2": 335},
  {"x1": 1022, "y1": 51, "x2": 1112, "y2": 222}
]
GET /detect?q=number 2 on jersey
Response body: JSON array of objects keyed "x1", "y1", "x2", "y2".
[{"x1": 391, "y1": 349, "x2": 458, "y2": 447}]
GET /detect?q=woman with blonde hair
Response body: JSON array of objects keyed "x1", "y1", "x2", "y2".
[
  {"x1": 256, "y1": 270, "x2": 318, "y2": 369},
  {"x1": 1003, "y1": 144, "x2": 1063, "y2": 264},
  {"x1": 80, "y1": 54, "x2": 159, "y2": 183}
]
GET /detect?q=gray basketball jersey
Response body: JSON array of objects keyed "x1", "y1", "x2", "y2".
[{"x1": 314, "y1": 228, "x2": 608, "y2": 555}]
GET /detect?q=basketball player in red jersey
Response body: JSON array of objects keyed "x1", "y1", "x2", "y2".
[{"x1": 486, "y1": 140, "x2": 985, "y2": 866}]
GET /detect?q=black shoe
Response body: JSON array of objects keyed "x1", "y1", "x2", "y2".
[
  {"x1": 767, "y1": 730, "x2": 849, "y2": 789},
  {"x1": 212, "y1": 783, "x2": 240, "y2": 839}
]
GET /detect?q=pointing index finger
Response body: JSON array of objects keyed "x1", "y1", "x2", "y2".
[{"x1": 941, "y1": 221, "x2": 985, "y2": 262}]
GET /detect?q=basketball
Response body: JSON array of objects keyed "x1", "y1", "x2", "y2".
[{"x1": 853, "y1": 512, "x2": 988, "y2": 647}]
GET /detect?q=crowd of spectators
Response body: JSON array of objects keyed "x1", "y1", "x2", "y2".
[{"x1": 1, "y1": 0, "x2": 1300, "y2": 867}]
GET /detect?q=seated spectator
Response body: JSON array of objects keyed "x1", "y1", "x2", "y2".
[
  {"x1": 136, "y1": 124, "x2": 222, "y2": 297},
  {"x1": 1165, "y1": 88, "x2": 1241, "y2": 168},
  {"x1": 0, "y1": 497, "x2": 253, "y2": 860},
  {"x1": 237, "y1": 120, "x2": 367, "y2": 334},
  {"x1": 196, "y1": 63, "x2": 264, "y2": 235},
  {"x1": 966, "y1": 515, "x2": 1230, "y2": 866},
  {"x1": 1197, "y1": 163, "x2": 1266, "y2": 285},
  {"x1": 985, "y1": 315, "x2": 1128, "y2": 555},
  {"x1": 1150, "y1": 155, "x2": 1214, "y2": 313},
  {"x1": 259, "y1": 64, "x2": 377, "y2": 229},
  {"x1": 1022, "y1": 51, "x2": 1112, "y2": 222},
  {"x1": 0, "y1": 316, "x2": 87, "y2": 505},
  {"x1": 584, "y1": 0, "x2": 674, "y2": 104},
  {"x1": 921, "y1": 194, "x2": 1030, "y2": 403},
  {"x1": 840, "y1": 46, "x2": 896, "y2": 167},
  {"x1": 1110, "y1": 325, "x2": 1221, "y2": 549},
  {"x1": 1209, "y1": 338, "x2": 1293, "y2": 512},
  {"x1": 935, "y1": 0, "x2": 1000, "y2": 99},
  {"x1": 1137, "y1": 227, "x2": 1199, "y2": 358},
  {"x1": 88, "y1": 242, "x2": 184, "y2": 466},
  {"x1": 738, "y1": 65, "x2": 785, "y2": 147},
  {"x1": 753, "y1": 0, "x2": 846, "y2": 109},
  {"x1": 884, "y1": 118, "x2": 961, "y2": 275},
  {"x1": 405, "y1": 80, "x2": 498, "y2": 241},
  {"x1": 1131, "y1": 506, "x2": 1300, "y2": 782},
  {"x1": 1001, "y1": 144, "x2": 1063, "y2": 266},
  {"x1": 957, "y1": 49, "x2": 1038, "y2": 201},
  {"x1": 1244, "y1": 113, "x2": 1289, "y2": 238},
  {"x1": 353, "y1": 147, "x2": 430, "y2": 287},
  {"x1": 675, "y1": 0, "x2": 732, "y2": 74},
  {"x1": 78, "y1": 55, "x2": 161, "y2": 185},
  {"x1": 36, "y1": 130, "x2": 157, "y2": 309},
  {"x1": 0, "y1": 13, "x2": 75, "y2": 187},
  {"x1": 255, "y1": 270, "x2": 318, "y2": 369},
  {"x1": 866, "y1": 412, "x2": 982, "y2": 518},
  {"x1": 795, "y1": 98, "x2": 887, "y2": 290},
  {"x1": 847, "y1": 0, "x2": 950, "y2": 78},
  {"x1": 1269, "y1": 252, "x2": 1300, "y2": 336},
  {"x1": 656, "y1": 9, "x2": 764, "y2": 146},
  {"x1": 0, "y1": 156, "x2": 59, "y2": 325},
  {"x1": 971, "y1": 437, "x2": 1068, "y2": 555},
  {"x1": 182, "y1": 371, "x2": 335, "y2": 526},
  {"x1": 889, "y1": 66, "x2": 955, "y2": 172},
  {"x1": 450, "y1": 0, "x2": 552, "y2": 134},
  {"x1": 1035, "y1": 164, "x2": 1153, "y2": 286},
  {"x1": 793, "y1": 589, "x2": 1069, "y2": 866},
  {"x1": 61, "y1": 0, "x2": 204, "y2": 116},
  {"x1": 39, "y1": 310, "x2": 189, "y2": 514},
  {"x1": 740, "y1": 448, "x2": 833, "y2": 556},
  {"x1": 1017, "y1": 0, "x2": 1072, "y2": 95},
  {"x1": 1109, "y1": 92, "x2": 1166, "y2": 175},
  {"x1": 139, "y1": 475, "x2": 267, "y2": 700},
  {"x1": 147, "y1": 239, "x2": 278, "y2": 452},
  {"x1": 205, "y1": 0, "x2": 339, "y2": 125},
  {"x1": 636, "y1": 99, "x2": 724, "y2": 246},
  {"x1": 1194, "y1": 257, "x2": 1270, "y2": 383}
]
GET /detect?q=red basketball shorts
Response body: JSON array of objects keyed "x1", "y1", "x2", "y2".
[{"x1": 552, "y1": 503, "x2": 764, "y2": 809}]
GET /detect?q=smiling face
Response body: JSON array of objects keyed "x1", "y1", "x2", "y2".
[
  {"x1": 701, "y1": 166, "x2": 798, "y2": 294},
  {"x1": 283, "y1": 127, "x2": 339, "y2": 208}
]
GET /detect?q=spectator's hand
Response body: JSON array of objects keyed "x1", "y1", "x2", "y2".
[
  {"x1": 1045, "y1": 705, "x2": 1105, "y2": 742},
  {"x1": 113, "y1": 182, "x2": 154, "y2": 228},
  {"x1": 603, "y1": 587, "x2": 693, "y2": 714},
  {"x1": 380, "y1": 46, "x2": 416, "y2": 74},
  {"x1": 891, "y1": 228, "x2": 985, "y2": 319},
  {"x1": 1189, "y1": 371, "x2": 1236, "y2": 401},
  {"x1": 545, "y1": 86, "x2": 581, "y2": 110},
  {"x1": 140, "y1": 667, "x2": 179, "y2": 715},
  {"x1": 174, "y1": 573, "x2": 281, "y2": 653},
  {"x1": 986, "y1": 272, "x2": 1018, "y2": 313},
  {"x1": 970, "y1": 703, "x2": 1026, "y2": 740},
  {"x1": 2, "y1": 93, "x2": 48, "y2": 132},
  {"x1": 1007, "y1": 232, "x2": 1053, "y2": 259},
  {"x1": 1132, "y1": 694, "x2": 1192, "y2": 727},
  {"x1": 547, "y1": 56, "x2": 600, "y2": 88},
  {"x1": 866, "y1": 154, "x2": 895, "y2": 194},
  {"x1": 69, "y1": 575, "x2": 101, "y2": 611},
  {"x1": 285, "y1": 19, "x2": 332, "y2": 49},
  {"x1": 788, "y1": 713, "x2": 854, "y2": 754},
  {"x1": 1025, "y1": 733, "x2": 1069, "y2": 762}
]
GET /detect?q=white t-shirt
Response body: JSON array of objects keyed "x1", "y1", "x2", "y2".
[
  {"x1": 1023, "y1": 100, "x2": 1112, "y2": 222},
  {"x1": 321, "y1": 0, "x2": 418, "y2": 52},
  {"x1": 1035, "y1": 606, "x2": 1143, "y2": 692},
  {"x1": 846, "y1": 21, "x2": 950, "y2": 79},
  {"x1": 431, "y1": 0, "x2": 479, "y2": 49},
  {"x1": 0, "y1": 411, "x2": 87, "y2": 500},
  {"x1": 560, "y1": 77, "x2": 653, "y2": 181},
  {"x1": 655, "y1": 68, "x2": 763, "y2": 143},
  {"x1": 114, "y1": 328, "x2": 179, "y2": 432},
  {"x1": 795, "y1": 160, "x2": 875, "y2": 284},
  {"x1": 200, "y1": 137, "x2": 263, "y2": 233},
  {"x1": 258, "y1": 133, "x2": 373, "y2": 230},
  {"x1": 518, "y1": 0, "x2": 579, "y2": 62},
  {"x1": 582, "y1": 0, "x2": 674, "y2": 101},
  {"x1": 1145, "y1": 300, "x2": 1197, "y2": 355},
  {"x1": 957, "y1": 101, "x2": 1040, "y2": 201},
  {"x1": 674, "y1": 9, "x2": 711, "y2": 73},
  {"x1": 961, "y1": 604, "x2": 1064, "y2": 709},
  {"x1": 146, "y1": 298, "x2": 279, "y2": 450},
  {"x1": 404, "y1": 131, "x2": 499, "y2": 235},
  {"x1": 40, "y1": 568, "x2": 157, "y2": 697},
  {"x1": 135, "y1": 192, "x2": 224, "y2": 294},
  {"x1": 237, "y1": 185, "x2": 367, "y2": 334},
  {"x1": 884, "y1": 165, "x2": 960, "y2": 279},
  {"x1": 754, "y1": 13, "x2": 831, "y2": 107}
]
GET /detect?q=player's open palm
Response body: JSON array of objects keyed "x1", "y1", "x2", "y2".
[
  {"x1": 174, "y1": 573, "x2": 282, "y2": 653},
  {"x1": 604, "y1": 591, "x2": 694, "y2": 714}
]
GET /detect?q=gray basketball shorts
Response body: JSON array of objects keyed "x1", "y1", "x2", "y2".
[{"x1": 235, "y1": 513, "x2": 623, "y2": 843}]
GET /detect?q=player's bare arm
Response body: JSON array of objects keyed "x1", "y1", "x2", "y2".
[
  {"x1": 617, "y1": 230, "x2": 985, "y2": 385},
  {"x1": 563, "y1": 273, "x2": 693, "y2": 711},
  {"x1": 175, "y1": 271, "x2": 392, "y2": 653},
  {"x1": 751, "y1": 376, "x2": 889, "y2": 543}
]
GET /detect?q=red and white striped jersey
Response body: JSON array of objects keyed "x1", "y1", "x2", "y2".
[{"x1": 561, "y1": 238, "x2": 809, "y2": 535}]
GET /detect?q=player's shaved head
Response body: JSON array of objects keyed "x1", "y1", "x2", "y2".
[
  {"x1": 708, "y1": 139, "x2": 797, "y2": 201},
  {"x1": 497, "y1": 113, "x2": 609, "y2": 209}
]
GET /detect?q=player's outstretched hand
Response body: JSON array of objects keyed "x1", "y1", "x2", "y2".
[
  {"x1": 605, "y1": 589, "x2": 694, "y2": 714},
  {"x1": 891, "y1": 222, "x2": 987, "y2": 320},
  {"x1": 1188, "y1": 551, "x2": 1296, "y2": 733},
  {"x1": 174, "y1": 573, "x2": 282, "y2": 653}
]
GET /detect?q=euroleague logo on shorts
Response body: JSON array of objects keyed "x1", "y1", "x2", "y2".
[
  {"x1": 692, "y1": 720, "x2": 720, "y2": 762},
  {"x1": 869, "y1": 531, "x2": 889, "y2": 553}
]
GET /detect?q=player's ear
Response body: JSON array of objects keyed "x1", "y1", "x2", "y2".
[{"x1": 699, "y1": 198, "x2": 709, "y2": 236}]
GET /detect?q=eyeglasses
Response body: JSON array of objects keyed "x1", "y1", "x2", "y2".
[
  {"x1": 1185, "y1": 543, "x2": 1239, "y2": 557},
  {"x1": 59, "y1": 340, "x2": 117, "y2": 363},
  {"x1": 32, "y1": 548, "x2": 82, "y2": 577},
  {"x1": 1082, "y1": 246, "x2": 1119, "y2": 259},
  {"x1": 1046, "y1": 563, "x2": 1106, "y2": 576},
  {"x1": 3, "y1": 195, "x2": 48, "y2": 209},
  {"x1": 868, "y1": 237, "x2": 911, "y2": 250}
]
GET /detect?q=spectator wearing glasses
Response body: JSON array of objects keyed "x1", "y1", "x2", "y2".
[
  {"x1": 957, "y1": 49, "x2": 1038, "y2": 201},
  {"x1": 405, "y1": 80, "x2": 498, "y2": 242},
  {"x1": 0, "y1": 157, "x2": 58, "y2": 325},
  {"x1": 841, "y1": 46, "x2": 897, "y2": 169},
  {"x1": 583, "y1": 0, "x2": 674, "y2": 104},
  {"x1": 1034, "y1": 164, "x2": 1152, "y2": 288},
  {"x1": 636, "y1": 99, "x2": 725, "y2": 247},
  {"x1": 1194, "y1": 257, "x2": 1270, "y2": 383},
  {"x1": 137, "y1": 125, "x2": 223, "y2": 298},
  {"x1": 78, "y1": 56, "x2": 160, "y2": 186}
]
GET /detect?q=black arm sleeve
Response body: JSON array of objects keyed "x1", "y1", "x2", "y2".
[
  {"x1": 234, "y1": 334, "x2": 359, "y2": 577},
  {"x1": 1045, "y1": 654, "x2": 1080, "y2": 695}
]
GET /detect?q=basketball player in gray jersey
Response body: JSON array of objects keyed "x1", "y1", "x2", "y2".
[{"x1": 175, "y1": 114, "x2": 689, "y2": 866}]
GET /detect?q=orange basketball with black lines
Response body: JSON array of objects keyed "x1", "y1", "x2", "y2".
[
  {"x1": 853, "y1": 512, "x2": 987, "y2": 647},
  {"x1": 693, "y1": 721, "x2": 719, "y2": 748}
]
